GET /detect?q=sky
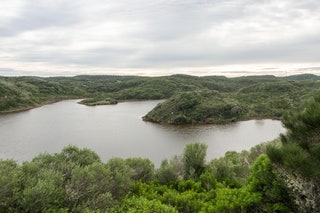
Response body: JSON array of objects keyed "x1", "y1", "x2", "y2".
[{"x1": 0, "y1": 0, "x2": 320, "y2": 77}]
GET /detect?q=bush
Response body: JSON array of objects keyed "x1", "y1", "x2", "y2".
[{"x1": 183, "y1": 142, "x2": 207, "y2": 180}]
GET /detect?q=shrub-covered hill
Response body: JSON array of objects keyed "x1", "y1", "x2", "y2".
[
  {"x1": 143, "y1": 80, "x2": 320, "y2": 124},
  {"x1": 1, "y1": 74, "x2": 320, "y2": 120},
  {"x1": 143, "y1": 90, "x2": 247, "y2": 124},
  {"x1": 0, "y1": 75, "x2": 205, "y2": 112},
  {"x1": 0, "y1": 76, "x2": 76, "y2": 112}
]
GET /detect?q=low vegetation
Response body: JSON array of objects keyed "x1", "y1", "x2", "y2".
[
  {"x1": 0, "y1": 142, "x2": 296, "y2": 213},
  {"x1": 1, "y1": 75, "x2": 320, "y2": 125},
  {"x1": 266, "y1": 94, "x2": 320, "y2": 211},
  {"x1": 78, "y1": 97, "x2": 118, "y2": 106},
  {"x1": 143, "y1": 80, "x2": 320, "y2": 124}
]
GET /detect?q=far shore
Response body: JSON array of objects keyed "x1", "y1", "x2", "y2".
[
  {"x1": 0, "y1": 98, "x2": 161, "y2": 114},
  {"x1": 0, "y1": 98, "x2": 282, "y2": 126},
  {"x1": 0, "y1": 99, "x2": 60, "y2": 114}
]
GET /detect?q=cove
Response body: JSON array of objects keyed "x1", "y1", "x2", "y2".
[{"x1": 0, "y1": 100, "x2": 286, "y2": 166}]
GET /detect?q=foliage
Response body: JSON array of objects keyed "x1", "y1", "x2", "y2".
[
  {"x1": 206, "y1": 140, "x2": 280, "y2": 186},
  {"x1": 143, "y1": 90, "x2": 247, "y2": 124},
  {"x1": 155, "y1": 159, "x2": 179, "y2": 184},
  {"x1": 0, "y1": 140, "x2": 301, "y2": 212},
  {"x1": 104, "y1": 158, "x2": 133, "y2": 200},
  {"x1": 144, "y1": 79, "x2": 320, "y2": 124},
  {"x1": 20, "y1": 169, "x2": 65, "y2": 212},
  {"x1": 207, "y1": 151, "x2": 250, "y2": 186},
  {"x1": 246, "y1": 155, "x2": 295, "y2": 212},
  {"x1": 110, "y1": 196, "x2": 179, "y2": 213},
  {"x1": 126, "y1": 158, "x2": 155, "y2": 183},
  {"x1": 183, "y1": 142, "x2": 207, "y2": 180},
  {"x1": 265, "y1": 94, "x2": 320, "y2": 211},
  {"x1": 79, "y1": 97, "x2": 117, "y2": 106},
  {"x1": 267, "y1": 95, "x2": 320, "y2": 178},
  {"x1": 210, "y1": 187, "x2": 261, "y2": 212},
  {"x1": 0, "y1": 160, "x2": 22, "y2": 212}
]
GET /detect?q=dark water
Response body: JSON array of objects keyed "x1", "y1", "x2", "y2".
[{"x1": 0, "y1": 100, "x2": 285, "y2": 166}]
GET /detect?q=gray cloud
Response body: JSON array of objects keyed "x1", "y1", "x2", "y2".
[
  {"x1": 14, "y1": 45, "x2": 140, "y2": 68},
  {"x1": 0, "y1": 0, "x2": 320, "y2": 76},
  {"x1": 0, "y1": 0, "x2": 80, "y2": 37},
  {"x1": 0, "y1": 68, "x2": 16, "y2": 75}
]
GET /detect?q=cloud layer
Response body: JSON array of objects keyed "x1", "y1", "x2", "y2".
[{"x1": 1, "y1": 0, "x2": 320, "y2": 76}]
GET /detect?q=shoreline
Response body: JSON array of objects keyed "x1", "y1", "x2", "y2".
[
  {"x1": 0, "y1": 98, "x2": 157, "y2": 114},
  {"x1": 0, "y1": 99, "x2": 63, "y2": 114},
  {"x1": 0, "y1": 98, "x2": 282, "y2": 126},
  {"x1": 143, "y1": 116, "x2": 281, "y2": 126}
]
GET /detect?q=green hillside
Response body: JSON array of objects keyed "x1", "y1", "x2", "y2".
[
  {"x1": 143, "y1": 79, "x2": 320, "y2": 124},
  {"x1": 1, "y1": 74, "x2": 320, "y2": 125}
]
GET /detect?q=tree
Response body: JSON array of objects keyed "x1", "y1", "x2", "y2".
[
  {"x1": 65, "y1": 162, "x2": 114, "y2": 212},
  {"x1": 110, "y1": 196, "x2": 178, "y2": 213},
  {"x1": 207, "y1": 151, "x2": 250, "y2": 186},
  {"x1": 267, "y1": 94, "x2": 320, "y2": 211},
  {"x1": 19, "y1": 169, "x2": 65, "y2": 213},
  {"x1": 125, "y1": 158, "x2": 155, "y2": 183},
  {"x1": 200, "y1": 172, "x2": 217, "y2": 192},
  {"x1": 267, "y1": 94, "x2": 320, "y2": 178},
  {"x1": 57, "y1": 145, "x2": 101, "y2": 167},
  {"x1": 155, "y1": 160, "x2": 178, "y2": 184},
  {"x1": 105, "y1": 158, "x2": 133, "y2": 200},
  {"x1": 56, "y1": 145, "x2": 101, "y2": 182},
  {"x1": 183, "y1": 142, "x2": 207, "y2": 180},
  {"x1": 247, "y1": 155, "x2": 295, "y2": 212},
  {"x1": 0, "y1": 160, "x2": 22, "y2": 213},
  {"x1": 212, "y1": 187, "x2": 261, "y2": 213}
]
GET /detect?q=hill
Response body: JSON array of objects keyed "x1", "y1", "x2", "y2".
[
  {"x1": 1, "y1": 74, "x2": 320, "y2": 125},
  {"x1": 143, "y1": 79, "x2": 320, "y2": 124}
]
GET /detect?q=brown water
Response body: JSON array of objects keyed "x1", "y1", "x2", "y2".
[{"x1": 0, "y1": 100, "x2": 285, "y2": 166}]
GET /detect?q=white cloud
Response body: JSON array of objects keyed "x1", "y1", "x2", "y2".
[{"x1": 0, "y1": 0, "x2": 320, "y2": 76}]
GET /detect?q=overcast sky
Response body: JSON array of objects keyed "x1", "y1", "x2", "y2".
[{"x1": 1, "y1": 0, "x2": 320, "y2": 77}]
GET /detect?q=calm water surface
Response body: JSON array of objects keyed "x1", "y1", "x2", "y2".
[{"x1": 0, "y1": 100, "x2": 285, "y2": 166}]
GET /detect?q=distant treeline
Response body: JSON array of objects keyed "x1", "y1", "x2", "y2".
[{"x1": 1, "y1": 74, "x2": 320, "y2": 124}]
